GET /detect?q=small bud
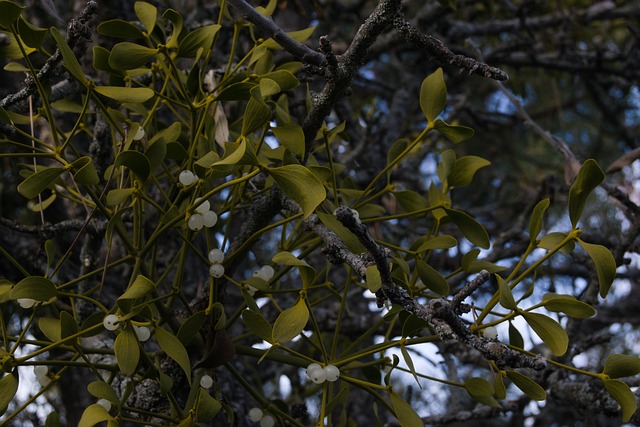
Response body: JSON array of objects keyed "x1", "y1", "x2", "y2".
[
  {"x1": 97, "y1": 399, "x2": 112, "y2": 411},
  {"x1": 248, "y1": 407, "x2": 264, "y2": 422},
  {"x1": 17, "y1": 298, "x2": 36, "y2": 308},
  {"x1": 483, "y1": 326, "x2": 498, "y2": 340},
  {"x1": 260, "y1": 415, "x2": 275, "y2": 427},
  {"x1": 208, "y1": 248, "x2": 225, "y2": 264},
  {"x1": 202, "y1": 210, "x2": 218, "y2": 228},
  {"x1": 103, "y1": 314, "x2": 120, "y2": 331},
  {"x1": 209, "y1": 264, "x2": 225, "y2": 278},
  {"x1": 188, "y1": 213, "x2": 205, "y2": 231},
  {"x1": 324, "y1": 365, "x2": 340, "y2": 382},
  {"x1": 200, "y1": 374, "x2": 214, "y2": 388}
]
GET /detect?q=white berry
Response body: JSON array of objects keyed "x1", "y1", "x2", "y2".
[
  {"x1": 208, "y1": 248, "x2": 224, "y2": 264},
  {"x1": 260, "y1": 415, "x2": 275, "y2": 427},
  {"x1": 246, "y1": 285, "x2": 258, "y2": 296},
  {"x1": 483, "y1": 326, "x2": 498, "y2": 340},
  {"x1": 133, "y1": 126, "x2": 145, "y2": 140},
  {"x1": 259, "y1": 266, "x2": 275, "y2": 280},
  {"x1": 17, "y1": 298, "x2": 36, "y2": 308},
  {"x1": 179, "y1": 170, "x2": 197, "y2": 186},
  {"x1": 103, "y1": 314, "x2": 120, "y2": 331},
  {"x1": 324, "y1": 365, "x2": 340, "y2": 382},
  {"x1": 200, "y1": 374, "x2": 214, "y2": 388},
  {"x1": 37, "y1": 375, "x2": 51, "y2": 387},
  {"x1": 188, "y1": 213, "x2": 205, "y2": 231},
  {"x1": 248, "y1": 407, "x2": 264, "y2": 422},
  {"x1": 307, "y1": 363, "x2": 326, "y2": 384},
  {"x1": 134, "y1": 326, "x2": 151, "y2": 342},
  {"x1": 202, "y1": 210, "x2": 218, "y2": 228},
  {"x1": 195, "y1": 198, "x2": 210, "y2": 214},
  {"x1": 33, "y1": 365, "x2": 48, "y2": 377},
  {"x1": 97, "y1": 398, "x2": 112, "y2": 411},
  {"x1": 209, "y1": 264, "x2": 225, "y2": 278}
]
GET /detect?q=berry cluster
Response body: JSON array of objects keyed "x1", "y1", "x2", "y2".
[
  {"x1": 208, "y1": 248, "x2": 225, "y2": 278},
  {"x1": 247, "y1": 265, "x2": 275, "y2": 296},
  {"x1": 248, "y1": 407, "x2": 274, "y2": 427},
  {"x1": 306, "y1": 363, "x2": 340, "y2": 384},
  {"x1": 187, "y1": 198, "x2": 218, "y2": 231},
  {"x1": 33, "y1": 365, "x2": 50, "y2": 387}
]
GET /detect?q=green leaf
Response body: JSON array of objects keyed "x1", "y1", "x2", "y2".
[
  {"x1": 577, "y1": 239, "x2": 616, "y2": 298},
  {"x1": 97, "y1": 19, "x2": 145, "y2": 39},
  {"x1": 177, "y1": 25, "x2": 221, "y2": 58},
  {"x1": 316, "y1": 212, "x2": 367, "y2": 254},
  {"x1": 261, "y1": 70, "x2": 299, "y2": 91},
  {"x1": 389, "y1": 390, "x2": 423, "y2": 427},
  {"x1": 115, "y1": 150, "x2": 151, "y2": 181},
  {"x1": 496, "y1": 275, "x2": 517, "y2": 310},
  {"x1": 117, "y1": 275, "x2": 155, "y2": 312},
  {"x1": 416, "y1": 235, "x2": 457, "y2": 252},
  {"x1": 272, "y1": 298, "x2": 309, "y2": 343},
  {"x1": 420, "y1": 68, "x2": 446, "y2": 122},
  {"x1": 447, "y1": 156, "x2": 490, "y2": 188},
  {"x1": 39, "y1": 317, "x2": 61, "y2": 342},
  {"x1": 538, "y1": 232, "x2": 575, "y2": 254},
  {"x1": 177, "y1": 311, "x2": 206, "y2": 346},
  {"x1": 272, "y1": 124, "x2": 305, "y2": 157},
  {"x1": 258, "y1": 77, "x2": 280, "y2": 97},
  {"x1": 134, "y1": 1, "x2": 157, "y2": 33},
  {"x1": 393, "y1": 190, "x2": 428, "y2": 213},
  {"x1": 78, "y1": 403, "x2": 115, "y2": 427},
  {"x1": 17, "y1": 167, "x2": 65, "y2": 199},
  {"x1": 400, "y1": 345, "x2": 422, "y2": 387},
  {"x1": 242, "y1": 93, "x2": 271, "y2": 135},
  {"x1": 72, "y1": 156, "x2": 100, "y2": 185},
  {"x1": 506, "y1": 370, "x2": 546, "y2": 401},
  {"x1": 464, "y1": 377, "x2": 501, "y2": 408},
  {"x1": 365, "y1": 265, "x2": 382, "y2": 293},
  {"x1": 568, "y1": 159, "x2": 605, "y2": 228},
  {"x1": 0, "y1": 371, "x2": 19, "y2": 415},
  {"x1": 108, "y1": 42, "x2": 158, "y2": 71},
  {"x1": 195, "y1": 388, "x2": 222, "y2": 422},
  {"x1": 521, "y1": 312, "x2": 568, "y2": 356},
  {"x1": 415, "y1": 259, "x2": 449, "y2": 295},
  {"x1": 262, "y1": 26, "x2": 316, "y2": 49},
  {"x1": 444, "y1": 208, "x2": 490, "y2": 249},
  {"x1": 602, "y1": 354, "x2": 640, "y2": 379},
  {"x1": 146, "y1": 138, "x2": 167, "y2": 171},
  {"x1": 107, "y1": 188, "x2": 134, "y2": 206},
  {"x1": 603, "y1": 379, "x2": 637, "y2": 422},
  {"x1": 242, "y1": 310, "x2": 273, "y2": 343},
  {"x1": 509, "y1": 321, "x2": 525, "y2": 348},
  {"x1": 94, "y1": 86, "x2": 154, "y2": 103},
  {"x1": 155, "y1": 326, "x2": 191, "y2": 384},
  {"x1": 87, "y1": 381, "x2": 119, "y2": 403},
  {"x1": 17, "y1": 18, "x2": 48, "y2": 49},
  {"x1": 114, "y1": 326, "x2": 140, "y2": 376},
  {"x1": 10, "y1": 276, "x2": 57, "y2": 302},
  {"x1": 542, "y1": 293, "x2": 596, "y2": 318},
  {"x1": 50, "y1": 27, "x2": 87, "y2": 85},
  {"x1": 0, "y1": 1, "x2": 24, "y2": 28},
  {"x1": 213, "y1": 138, "x2": 259, "y2": 167},
  {"x1": 433, "y1": 119, "x2": 475, "y2": 143},
  {"x1": 529, "y1": 198, "x2": 550, "y2": 242},
  {"x1": 268, "y1": 165, "x2": 326, "y2": 219},
  {"x1": 494, "y1": 374, "x2": 506, "y2": 400},
  {"x1": 60, "y1": 311, "x2": 78, "y2": 339},
  {"x1": 163, "y1": 9, "x2": 183, "y2": 49}
]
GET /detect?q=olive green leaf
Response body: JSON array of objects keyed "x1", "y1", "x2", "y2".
[
  {"x1": 17, "y1": 167, "x2": 65, "y2": 199},
  {"x1": 521, "y1": 311, "x2": 568, "y2": 356},
  {"x1": 108, "y1": 42, "x2": 158, "y2": 71},
  {"x1": 267, "y1": 165, "x2": 326, "y2": 219},
  {"x1": 496, "y1": 275, "x2": 517, "y2": 310},
  {"x1": 568, "y1": 159, "x2": 604, "y2": 228},
  {"x1": 433, "y1": 119, "x2": 475, "y2": 143},
  {"x1": 415, "y1": 259, "x2": 449, "y2": 295},
  {"x1": 272, "y1": 298, "x2": 309, "y2": 343},
  {"x1": 447, "y1": 155, "x2": 490, "y2": 188},
  {"x1": 114, "y1": 326, "x2": 140, "y2": 376},
  {"x1": 117, "y1": 275, "x2": 155, "y2": 313},
  {"x1": 542, "y1": 293, "x2": 596, "y2": 318},
  {"x1": 508, "y1": 321, "x2": 525, "y2": 348},
  {"x1": 50, "y1": 27, "x2": 87, "y2": 85},
  {"x1": 176, "y1": 311, "x2": 206, "y2": 346},
  {"x1": 177, "y1": 25, "x2": 221, "y2": 58},
  {"x1": 72, "y1": 156, "x2": 100, "y2": 186},
  {"x1": 444, "y1": 208, "x2": 490, "y2": 249},
  {"x1": 195, "y1": 388, "x2": 222, "y2": 422},
  {"x1": 506, "y1": 370, "x2": 546, "y2": 401},
  {"x1": 603, "y1": 379, "x2": 637, "y2": 422},
  {"x1": 10, "y1": 276, "x2": 57, "y2": 302},
  {"x1": 365, "y1": 265, "x2": 382, "y2": 293},
  {"x1": 262, "y1": 26, "x2": 316, "y2": 49},
  {"x1": 242, "y1": 310, "x2": 273, "y2": 344},
  {"x1": 134, "y1": 1, "x2": 157, "y2": 34},
  {"x1": 272, "y1": 124, "x2": 305, "y2": 157},
  {"x1": 389, "y1": 390, "x2": 423, "y2": 427},
  {"x1": 94, "y1": 86, "x2": 154, "y2": 103},
  {"x1": 577, "y1": 239, "x2": 616, "y2": 298},
  {"x1": 97, "y1": 19, "x2": 145, "y2": 39},
  {"x1": 416, "y1": 235, "x2": 457, "y2": 252},
  {"x1": 115, "y1": 150, "x2": 151, "y2": 181},
  {"x1": 242, "y1": 92, "x2": 272, "y2": 136},
  {"x1": 420, "y1": 68, "x2": 446, "y2": 122},
  {"x1": 78, "y1": 403, "x2": 115, "y2": 427},
  {"x1": 0, "y1": 1, "x2": 24, "y2": 28},
  {"x1": 602, "y1": 354, "x2": 640, "y2": 379},
  {"x1": 464, "y1": 377, "x2": 501, "y2": 408},
  {"x1": 87, "y1": 381, "x2": 119, "y2": 403},
  {"x1": 529, "y1": 198, "x2": 550, "y2": 242},
  {"x1": 155, "y1": 326, "x2": 191, "y2": 384},
  {"x1": 0, "y1": 371, "x2": 19, "y2": 415}
]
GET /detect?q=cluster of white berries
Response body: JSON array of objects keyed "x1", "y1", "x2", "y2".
[
  {"x1": 306, "y1": 363, "x2": 340, "y2": 384},
  {"x1": 482, "y1": 326, "x2": 498, "y2": 340},
  {"x1": 248, "y1": 407, "x2": 274, "y2": 427},
  {"x1": 103, "y1": 314, "x2": 150, "y2": 341},
  {"x1": 208, "y1": 248, "x2": 225, "y2": 278},
  {"x1": 34, "y1": 365, "x2": 51, "y2": 387},
  {"x1": 133, "y1": 325, "x2": 151, "y2": 341},
  {"x1": 187, "y1": 198, "x2": 218, "y2": 231},
  {"x1": 246, "y1": 265, "x2": 275, "y2": 296},
  {"x1": 200, "y1": 374, "x2": 214, "y2": 389},
  {"x1": 17, "y1": 298, "x2": 36, "y2": 308}
]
